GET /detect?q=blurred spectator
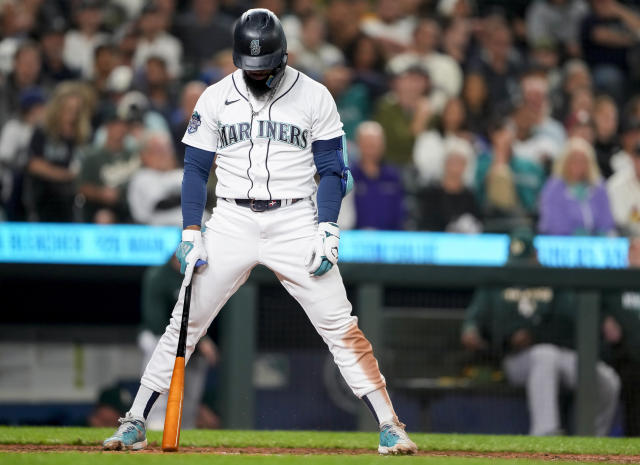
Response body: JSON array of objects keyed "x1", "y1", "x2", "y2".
[
  {"x1": 539, "y1": 137, "x2": 615, "y2": 236},
  {"x1": 139, "y1": 254, "x2": 220, "y2": 430},
  {"x1": 323, "y1": 65, "x2": 370, "y2": 142},
  {"x1": 389, "y1": 18, "x2": 463, "y2": 111},
  {"x1": 24, "y1": 82, "x2": 92, "y2": 222},
  {"x1": 468, "y1": 19, "x2": 523, "y2": 115},
  {"x1": 128, "y1": 132, "x2": 182, "y2": 226},
  {"x1": 602, "y1": 237, "x2": 640, "y2": 436},
  {"x1": 77, "y1": 108, "x2": 139, "y2": 223},
  {"x1": 580, "y1": 0, "x2": 640, "y2": 103},
  {"x1": 607, "y1": 137, "x2": 640, "y2": 236},
  {"x1": 63, "y1": 0, "x2": 109, "y2": 79},
  {"x1": 462, "y1": 72, "x2": 490, "y2": 136},
  {"x1": 566, "y1": 109, "x2": 596, "y2": 144},
  {"x1": 413, "y1": 97, "x2": 476, "y2": 187},
  {"x1": 133, "y1": 3, "x2": 182, "y2": 79},
  {"x1": 173, "y1": 0, "x2": 233, "y2": 72},
  {"x1": 442, "y1": 17, "x2": 473, "y2": 68},
  {"x1": 326, "y1": 0, "x2": 361, "y2": 52},
  {"x1": 350, "y1": 121, "x2": 405, "y2": 230},
  {"x1": 511, "y1": 102, "x2": 557, "y2": 173},
  {"x1": 528, "y1": 41, "x2": 562, "y2": 90},
  {"x1": 592, "y1": 95, "x2": 620, "y2": 178},
  {"x1": 462, "y1": 228, "x2": 620, "y2": 436},
  {"x1": 346, "y1": 34, "x2": 387, "y2": 100},
  {"x1": 608, "y1": 117, "x2": 640, "y2": 177},
  {"x1": 416, "y1": 137, "x2": 482, "y2": 233},
  {"x1": 0, "y1": 41, "x2": 43, "y2": 128},
  {"x1": 289, "y1": 13, "x2": 344, "y2": 80},
  {"x1": 554, "y1": 59, "x2": 593, "y2": 121},
  {"x1": 94, "y1": 90, "x2": 170, "y2": 152},
  {"x1": 280, "y1": 0, "x2": 316, "y2": 46},
  {"x1": 0, "y1": 1, "x2": 38, "y2": 75},
  {"x1": 565, "y1": 86, "x2": 595, "y2": 129},
  {"x1": 39, "y1": 20, "x2": 81, "y2": 89},
  {"x1": 525, "y1": 0, "x2": 588, "y2": 57},
  {"x1": 475, "y1": 116, "x2": 545, "y2": 225},
  {"x1": 0, "y1": 89, "x2": 46, "y2": 221},
  {"x1": 170, "y1": 80, "x2": 207, "y2": 159},
  {"x1": 519, "y1": 71, "x2": 566, "y2": 151},
  {"x1": 136, "y1": 56, "x2": 178, "y2": 125},
  {"x1": 360, "y1": 0, "x2": 417, "y2": 57},
  {"x1": 92, "y1": 43, "x2": 120, "y2": 99},
  {"x1": 373, "y1": 64, "x2": 431, "y2": 166}
]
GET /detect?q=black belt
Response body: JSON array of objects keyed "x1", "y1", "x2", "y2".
[{"x1": 224, "y1": 198, "x2": 303, "y2": 212}]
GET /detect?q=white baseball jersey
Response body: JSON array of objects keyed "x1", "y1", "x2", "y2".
[{"x1": 182, "y1": 66, "x2": 344, "y2": 200}]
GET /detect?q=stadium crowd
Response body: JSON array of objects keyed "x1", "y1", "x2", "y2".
[{"x1": 0, "y1": 0, "x2": 639, "y2": 237}]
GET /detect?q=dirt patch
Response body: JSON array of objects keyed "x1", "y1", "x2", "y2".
[{"x1": 1, "y1": 444, "x2": 640, "y2": 462}]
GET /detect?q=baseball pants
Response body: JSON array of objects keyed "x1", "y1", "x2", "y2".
[
  {"x1": 141, "y1": 198, "x2": 386, "y2": 399},
  {"x1": 503, "y1": 344, "x2": 620, "y2": 436}
]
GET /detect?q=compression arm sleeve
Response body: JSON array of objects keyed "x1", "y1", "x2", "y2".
[
  {"x1": 312, "y1": 136, "x2": 348, "y2": 224},
  {"x1": 182, "y1": 145, "x2": 215, "y2": 229}
]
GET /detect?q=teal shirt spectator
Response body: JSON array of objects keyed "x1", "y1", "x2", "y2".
[
  {"x1": 474, "y1": 151, "x2": 546, "y2": 214},
  {"x1": 336, "y1": 82, "x2": 370, "y2": 142}
]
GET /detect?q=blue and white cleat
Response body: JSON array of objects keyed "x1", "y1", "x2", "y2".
[
  {"x1": 378, "y1": 420, "x2": 418, "y2": 455},
  {"x1": 103, "y1": 413, "x2": 147, "y2": 451}
]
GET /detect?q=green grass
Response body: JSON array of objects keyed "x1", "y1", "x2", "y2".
[
  {"x1": 1, "y1": 427, "x2": 640, "y2": 455},
  {"x1": 1, "y1": 427, "x2": 639, "y2": 465}
]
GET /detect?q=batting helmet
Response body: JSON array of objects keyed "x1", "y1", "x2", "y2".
[{"x1": 233, "y1": 9, "x2": 287, "y2": 84}]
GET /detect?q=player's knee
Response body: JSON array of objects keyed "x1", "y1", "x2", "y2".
[
  {"x1": 597, "y1": 363, "x2": 621, "y2": 399},
  {"x1": 530, "y1": 344, "x2": 560, "y2": 365}
]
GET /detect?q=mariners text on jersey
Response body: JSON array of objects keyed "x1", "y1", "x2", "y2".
[{"x1": 218, "y1": 119, "x2": 309, "y2": 150}]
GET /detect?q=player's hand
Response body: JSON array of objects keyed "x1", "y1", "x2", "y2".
[
  {"x1": 602, "y1": 316, "x2": 622, "y2": 344},
  {"x1": 305, "y1": 222, "x2": 340, "y2": 277},
  {"x1": 461, "y1": 328, "x2": 487, "y2": 351},
  {"x1": 176, "y1": 229, "x2": 208, "y2": 285}
]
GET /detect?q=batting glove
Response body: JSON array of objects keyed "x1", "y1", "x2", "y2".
[
  {"x1": 176, "y1": 229, "x2": 208, "y2": 285},
  {"x1": 305, "y1": 222, "x2": 340, "y2": 277}
]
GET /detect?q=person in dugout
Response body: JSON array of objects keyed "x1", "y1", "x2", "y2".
[{"x1": 461, "y1": 228, "x2": 620, "y2": 436}]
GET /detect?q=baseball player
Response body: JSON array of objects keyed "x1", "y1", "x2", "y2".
[{"x1": 103, "y1": 9, "x2": 417, "y2": 455}]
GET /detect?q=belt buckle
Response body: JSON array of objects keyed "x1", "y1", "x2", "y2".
[{"x1": 250, "y1": 199, "x2": 266, "y2": 212}]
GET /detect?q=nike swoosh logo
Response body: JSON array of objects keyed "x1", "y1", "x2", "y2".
[{"x1": 225, "y1": 98, "x2": 240, "y2": 105}]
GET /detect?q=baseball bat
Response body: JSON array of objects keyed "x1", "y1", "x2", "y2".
[{"x1": 162, "y1": 259, "x2": 205, "y2": 452}]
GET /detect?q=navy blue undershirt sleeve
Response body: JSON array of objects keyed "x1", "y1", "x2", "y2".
[
  {"x1": 312, "y1": 136, "x2": 344, "y2": 223},
  {"x1": 182, "y1": 145, "x2": 215, "y2": 229}
]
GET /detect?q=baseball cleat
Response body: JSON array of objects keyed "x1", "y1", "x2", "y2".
[
  {"x1": 103, "y1": 413, "x2": 147, "y2": 451},
  {"x1": 378, "y1": 420, "x2": 418, "y2": 455}
]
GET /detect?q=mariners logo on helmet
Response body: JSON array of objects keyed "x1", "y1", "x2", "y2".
[
  {"x1": 187, "y1": 111, "x2": 201, "y2": 134},
  {"x1": 250, "y1": 39, "x2": 261, "y2": 56}
]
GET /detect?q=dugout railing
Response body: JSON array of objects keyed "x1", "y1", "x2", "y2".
[{"x1": 220, "y1": 263, "x2": 640, "y2": 435}]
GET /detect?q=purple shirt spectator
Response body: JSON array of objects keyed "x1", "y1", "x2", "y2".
[
  {"x1": 351, "y1": 162, "x2": 405, "y2": 230},
  {"x1": 538, "y1": 177, "x2": 615, "y2": 235}
]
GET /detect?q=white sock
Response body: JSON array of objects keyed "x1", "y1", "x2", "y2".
[
  {"x1": 363, "y1": 387, "x2": 398, "y2": 426},
  {"x1": 129, "y1": 384, "x2": 159, "y2": 421}
]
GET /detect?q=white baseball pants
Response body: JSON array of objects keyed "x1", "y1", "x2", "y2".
[
  {"x1": 503, "y1": 344, "x2": 620, "y2": 436},
  {"x1": 138, "y1": 331, "x2": 208, "y2": 430},
  {"x1": 141, "y1": 198, "x2": 386, "y2": 399}
]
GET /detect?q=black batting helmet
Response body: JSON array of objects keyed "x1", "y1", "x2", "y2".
[{"x1": 233, "y1": 9, "x2": 287, "y2": 72}]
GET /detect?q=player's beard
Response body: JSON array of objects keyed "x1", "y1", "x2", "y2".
[{"x1": 243, "y1": 71, "x2": 272, "y2": 98}]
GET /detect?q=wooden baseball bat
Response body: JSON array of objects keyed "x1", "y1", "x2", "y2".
[
  {"x1": 161, "y1": 282, "x2": 191, "y2": 452},
  {"x1": 162, "y1": 260, "x2": 205, "y2": 452}
]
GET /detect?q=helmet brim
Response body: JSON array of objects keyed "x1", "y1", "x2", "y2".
[{"x1": 233, "y1": 49, "x2": 284, "y2": 71}]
